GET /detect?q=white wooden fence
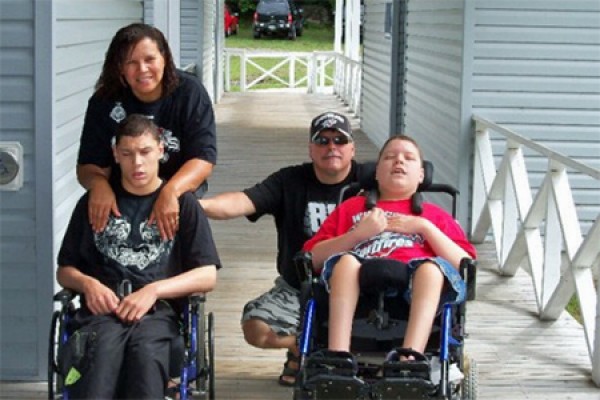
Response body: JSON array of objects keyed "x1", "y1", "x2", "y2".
[
  {"x1": 224, "y1": 48, "x2": 361, "y2": 116},
  {"x1": 470, "y1": 115, "x2": 600, "y2": 384}
]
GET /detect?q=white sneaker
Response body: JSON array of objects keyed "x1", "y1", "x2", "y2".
[{"x1": 430, "y1": 356, "x2": 464, "y2": 384}]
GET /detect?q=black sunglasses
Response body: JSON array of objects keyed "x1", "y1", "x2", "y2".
[{"x1": 312, "y1": 135, "x2": 352, "y2": 146}]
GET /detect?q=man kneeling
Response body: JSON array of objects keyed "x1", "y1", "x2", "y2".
[{"x1": 56, "y1": 114, "x2": 221, "y2": 399}]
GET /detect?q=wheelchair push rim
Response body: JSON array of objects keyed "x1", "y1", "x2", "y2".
[
  {"x1": 208, "y1": 311, "x2": 215, "y2": 400},
  {"x1": 48, "y1": 310, "x2": 64, "y2": 400}
]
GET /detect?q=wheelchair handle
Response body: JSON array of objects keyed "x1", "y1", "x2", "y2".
[{"x1": 53, "y1": 289, "x2": 76, "y2": 305}]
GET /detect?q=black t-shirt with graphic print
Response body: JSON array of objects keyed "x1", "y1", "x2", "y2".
[
  {"x1": 77, "y1": 70, "x2": 217, "y2": 193},
  {"x1": 243, "y1": 160, "x2": 366, "y2": 289},
  {"x1": 57, "y1": 182, "x2": 221, "y2": 307}
]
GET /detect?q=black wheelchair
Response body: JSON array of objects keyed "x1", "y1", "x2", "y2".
[
  {"x1": 293, "y1": 161, "x2": 478, "y2": 400},
  {"x1": 47, "y1": 289, "x2": 215, "y2": 400}
]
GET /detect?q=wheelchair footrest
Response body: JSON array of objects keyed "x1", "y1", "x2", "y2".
[
  {"x1": 371, "y1": 377, "x2": 436, "y2": 399},
  {"x1": 304, "y1": 375, "x2": 368, "y2": 400},
  {"x1": 383, "y1": 348, "x2": 431, "y2": 380},
  {"x1": 305, "y1": 350, "x2": 359, "y2": 378},
  {"x1": 299, "y1": 350, "x2": 369, "y2": 399}
]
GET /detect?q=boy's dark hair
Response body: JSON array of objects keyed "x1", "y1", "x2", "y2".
[
  {"x1": 95, "y1": 23, "x2": 179, "y2": 100},
  {"x1": 114, "y1": 114, "x2": 161, "y2": 146}
]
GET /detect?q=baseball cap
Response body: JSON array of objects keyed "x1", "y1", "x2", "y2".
[{"x1": 310, "y1": 112, "x2": 352, "y2": 142}]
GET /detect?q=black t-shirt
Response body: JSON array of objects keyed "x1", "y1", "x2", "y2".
[
  {"x1": 77, "y1": 70, "x2": 217, "y2": 192},
  {"x1": 57, "y1": 182, "x2": 221, "y2": 300},
  {"x1": 243, "y1": 160, "x2": 365, "y2": 289}
]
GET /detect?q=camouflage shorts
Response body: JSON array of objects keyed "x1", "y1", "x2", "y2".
[{"x1": 241, "y1": 276, "x2": 300, "y2": 336}]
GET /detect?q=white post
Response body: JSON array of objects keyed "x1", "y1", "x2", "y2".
[
  {"x1": 334, "y1": 0, "x2": 343, "y2": 53},
  {"x1": 348, "y1": 0, "x2": 361, "y2": 61},
  {"x1": 594, "y1": 287, "x2": 600, "y2": 385},
  {"x1": 308, "y1": 53, "x2": 316, "y2": 94},
  {"x1": 290, "y1": 55, "x2": 296, "y2": 88},
  {"x1": 240, "y1": 50, "x2": 247, "y2": 92},
  {"x1": 153, "y1": 0, "x2": 181, "y2": 67},
  {"x1": 225, "y1": 51, "x2": 230, "y2": 92}
]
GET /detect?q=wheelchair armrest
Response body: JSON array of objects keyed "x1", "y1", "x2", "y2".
[
  {"x1": 459, "y1": 258, "x2": 477, "y2": 301},
  {"x1": 53, "y1": 288, "x2": 76, "y2": 305},
  {"x1": 293, "y1": 251, "x2": 314, "y2": 284},
  {"x1": 188, "y1": 293, "x2": 207, "y2": 306},
  {"x1": 294, "y1": 251, "x2": 319, "y2": 308}
]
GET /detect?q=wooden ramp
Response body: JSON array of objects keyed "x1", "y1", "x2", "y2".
[{"x1": 1, "y1": 92, "x2": 597, "y2": 399}]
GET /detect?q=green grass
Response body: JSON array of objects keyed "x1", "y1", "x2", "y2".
[
  {"x1": 225, "y1": 20, "x2": 335, "y2": 91},
  {"x1": 226, "y1": 19, "x2": 335, "y2": 51},
  {"x1": 567, "y1": 295, "x2": 583, "y2": 324}
]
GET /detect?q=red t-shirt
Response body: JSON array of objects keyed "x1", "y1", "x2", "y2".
[{"x1": 303, "y1": 196, "x2": 476, "y2": 261}]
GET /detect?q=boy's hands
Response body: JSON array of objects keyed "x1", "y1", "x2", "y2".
[
  {"x1": 353, "y1": 208, "x2": 388, "y2": 240},
  {"x1": 115, "y1": 285, "x2": 159, "y2": 323},
  {"x1": 355, "y1": 210, "x2": 432, "y2": 238},
  {"x1": 82, "y1": 278, "x2": 158, "y2": 323},
  {"x1": 386, "y1": 214, "x2": 430, "y2": 235},
  {"x1": 82, "y1": 278, "x2": 120, "y2": 315}
]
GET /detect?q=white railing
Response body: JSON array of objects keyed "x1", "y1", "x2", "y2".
[
  {"x1": 224, "y1": 48, "x2": 361, "y2": 116},
  {"x1": 333, "y1": 53, "x2": 362, "y2": 117},
  {"x1": 470, "y1": 115, "x2": 600, "y2": 384}
]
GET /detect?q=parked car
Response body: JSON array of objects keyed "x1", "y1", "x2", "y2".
[
  {"x1": 224, "y1": 3, "x2": 239, "y2": 37},
  {"x1": 253, "y1": 0, "x2": 304, "y2": 40}
]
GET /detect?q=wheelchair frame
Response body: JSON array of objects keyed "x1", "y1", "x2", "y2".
[
  {"x1": 47, "y1": 289, "x2": 215, "y2": 400},
  {"x1": 292, "y1": 160, "x2": 478, "y2": 400}
]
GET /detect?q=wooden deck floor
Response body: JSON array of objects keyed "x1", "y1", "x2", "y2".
[{"x1": 1, "y1": 92, "x2": 598, "y2": 399}]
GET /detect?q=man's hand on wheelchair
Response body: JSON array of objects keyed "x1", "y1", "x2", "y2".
[{"x1": 115, "y1": 285, "x2": 159, "y2": 324}]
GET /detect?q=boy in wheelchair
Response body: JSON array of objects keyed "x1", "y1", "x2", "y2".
[
  {"x1": 299, "y1": 134, "x2": 477, "y2": 399},
  {"x1": 55, "y1": 114, "x2": 220, "y2": 399}
]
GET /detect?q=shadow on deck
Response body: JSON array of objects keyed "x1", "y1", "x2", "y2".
[{"x1": 1, "y1": 92, "x2": 597, "y2": 400}]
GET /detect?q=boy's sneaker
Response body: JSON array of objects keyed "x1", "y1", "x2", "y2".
[{"x1": 430, "y1": 356, "x2": 464, "y2": 384}]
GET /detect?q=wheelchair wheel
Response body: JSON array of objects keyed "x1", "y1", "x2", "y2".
[
  {"x1": 207, "y1": 312, "x2": 215, "y2": 400},
  {"x1": 193, "y1": 306, "x2": 215, "y2": 400},
  {"x1": 48, "y1": 310, "x2": 64, "y2": 399},
  {"x1": 461, "y1": 356, "x2": 478, "y2": 400}
]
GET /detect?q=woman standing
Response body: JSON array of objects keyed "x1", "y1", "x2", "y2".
[{"x1": 77, "y1": 23, "x2": 216, "y2": 241}]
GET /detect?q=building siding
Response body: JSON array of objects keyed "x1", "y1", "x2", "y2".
[
  {"x1": 53, "y1": 0, "x2": 143, "y2": 264},
  {"x1": 0, "y1": 0, "x2": 144, "y2": 380},
  {"x1": 181, "y1": 0, "x2": 200, "y2": 68},
  {"x1": 0, "y1": 0, "x2": 38, "y2": 379},
  {"x1": 200, "y1": 0, "x2": 217, "y2": 102},
  {"x1": 361, "y1": 0, "x2": 395, "y2": 148},
  {"x1": 402, "y1": 0, "x2": 467, "y2": 216},
  {"x1": 471, "y1": 0, "x2": 600, "y2": 232}
]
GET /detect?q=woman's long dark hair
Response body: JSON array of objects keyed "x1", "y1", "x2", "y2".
[{"x1": 95, "y1": 23, "x2": 179, "y2": 100}]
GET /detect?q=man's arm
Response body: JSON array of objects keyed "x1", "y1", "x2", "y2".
[
  {"x1": 200, "y1": 191, "x2": 257, "y2": 220},
  {"x1": 115, "y1": 266, "x2": 218, "y2": 323}
]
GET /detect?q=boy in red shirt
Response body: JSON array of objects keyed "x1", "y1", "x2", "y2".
[{"x1": 303, "y1": 135, "x2": 476, "y2": 355}]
